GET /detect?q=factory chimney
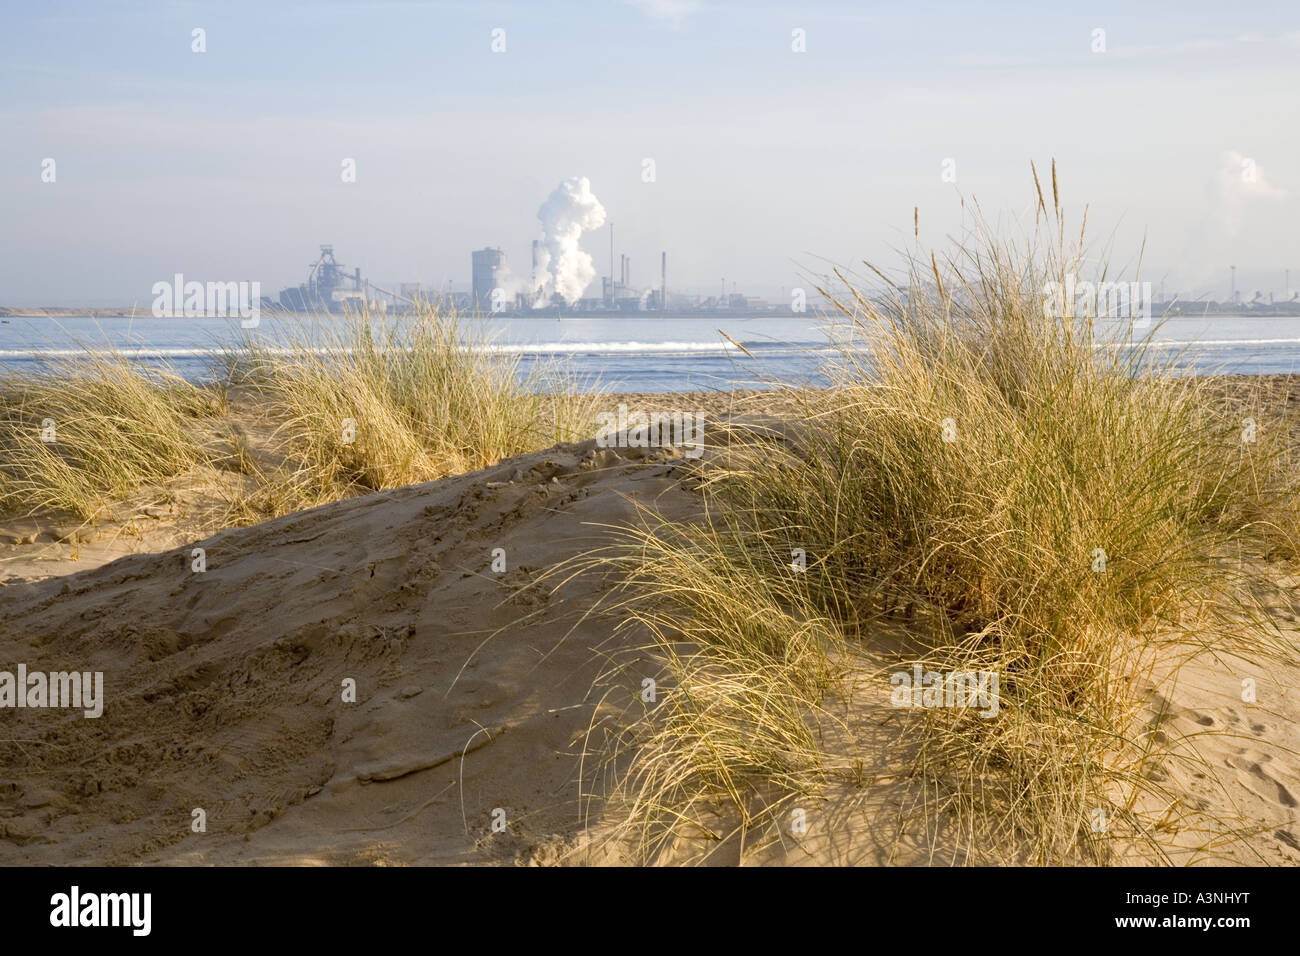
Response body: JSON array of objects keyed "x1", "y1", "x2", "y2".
[
  {"x1": 661, "y1": 252, "x2": 667, "y2": 313},
  {"x1": 531, "y1": 240, "x2": 540, "y2": 296}
]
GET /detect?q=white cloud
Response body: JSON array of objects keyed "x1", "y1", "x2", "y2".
[
  {"x1": 626, "y1": 0, "x2": 700, "y2": 29},
  {"x1": 1212, "y1": 150, "x2": 1289, "y2": 236}
]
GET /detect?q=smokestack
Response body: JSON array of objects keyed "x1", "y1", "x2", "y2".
[
  {"x1": 661, "y1": 252, "x2": 667, "y2": 313},
  {"x1": 531, "y1": 239, "x2": 539, "y2": 294},
  {"x1": 620, "y1": 254, "x2": 625, "y2": 288}
]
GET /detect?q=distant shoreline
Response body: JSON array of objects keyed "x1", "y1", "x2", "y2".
[
  {"x1": 0, "y1": 307, "x2": 141, "y2": 318},
  {"x1": 6, "y1": 303, "x2": 1300, "y2": 320}
]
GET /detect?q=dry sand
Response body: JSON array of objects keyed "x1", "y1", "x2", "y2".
[{"x1": 1, "y1": 385, "x2": 1298, "y2": 865}]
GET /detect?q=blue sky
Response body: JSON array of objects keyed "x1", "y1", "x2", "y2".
[{"x1": 1, "y1": 0, "x2": 1297, "y2": 305}]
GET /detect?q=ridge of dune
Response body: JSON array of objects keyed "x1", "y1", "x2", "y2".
[{"x1": 0, "y1": 427, "x2": 708, "y2": 864}]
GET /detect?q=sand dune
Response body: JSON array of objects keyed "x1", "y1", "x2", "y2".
[
  {"x1": 1, "y1": 399, "x2": 1298, "y2": 865},
  {"x1": 0, "y1": 421, "x2": 713, "y2": 863}
]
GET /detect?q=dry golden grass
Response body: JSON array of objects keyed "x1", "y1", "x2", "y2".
[
  {"x1": 0, "y1": 352, "x2": 222, "y2": 520},
  {"x1": 218, "y1": 305, "x2": 597, "y2": 517},
  {"x1": 0, "y1": 305, "x2": 597, "y2": 524},
  {"x1": 579, "y1": 172, "x2": 1300, "y2": 864}
]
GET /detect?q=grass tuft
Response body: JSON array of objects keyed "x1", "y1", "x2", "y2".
[
  {"x1": 0, "y1": 352, "x2": 220, "y2": 520},
  {"x1": 220, "y1": 304, "x2": 598, "y2": 514},
  {"x1": 583, "y1": 183, "x2": 1300, "y2": 864},
  {"x1": 0, "y1": 304, "x2": 597, "y2": 524}
]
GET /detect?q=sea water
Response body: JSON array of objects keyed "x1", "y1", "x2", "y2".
[{"x1": 1, "y1": 312, "x2": 1298, "y2": 393}]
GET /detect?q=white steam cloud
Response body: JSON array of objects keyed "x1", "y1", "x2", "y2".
[{"x1": 533, "y1": 177, "x2": 607, "y2": 305}]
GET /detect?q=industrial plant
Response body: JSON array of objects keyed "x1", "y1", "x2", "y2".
[
  {"x1": 271, "y1": 174, "x2": 795, "y2": 315},
  {"x1": 278, "y1": 233, "x2": 785, "y2": 317},
  {"x1": 275, "y1": 242, "x2": 1299, "y2": 319},
  {"x1": 468, "y1": 225, "x2": 695, "y2": 314},
  {"x1": 278, "y1": 245, "x2": 413, "y2": 315}
]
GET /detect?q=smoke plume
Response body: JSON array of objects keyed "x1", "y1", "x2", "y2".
[{"x1": 534, "y1": 177, "x2": 607, "y2": 305}]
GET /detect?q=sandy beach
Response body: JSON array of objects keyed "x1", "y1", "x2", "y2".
[{"x1": 1, "y1": 378, "x2": 1297, "y2": 865}]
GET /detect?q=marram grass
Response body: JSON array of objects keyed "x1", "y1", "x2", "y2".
[
  {"x1": 0, "y1": 304, "x2": 597, "y2": 523},
  {"x1": 220, "y1": 304, "x2": 599, "y2": 515},
  {"x1": 0, "y1": 351, "x2": 220, "y2": 520},
  {"x1": 578, "y1": 179, "x2": 1300, "y2": 865}
]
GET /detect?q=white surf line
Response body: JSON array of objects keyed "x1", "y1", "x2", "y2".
[
  {"x1": 1090, "y1": 338, "x2": 1300, "y2": 350},
  {"x1": 1137, "y1": 338, "x2": 1300, "y2": 347},
  {"x1": 5, "y1": 338, "x2": 1299, "y2": 361},
  {"x1": 0, "y1": 341, "x2": 755, "y2": 359}
]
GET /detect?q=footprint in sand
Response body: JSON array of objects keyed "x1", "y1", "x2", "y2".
[{"x1": 1225, "y1": 752, "x2": 1298, "y2": 808}]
